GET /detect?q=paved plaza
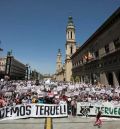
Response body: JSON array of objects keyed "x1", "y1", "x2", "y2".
[{"x1": 0, "y1": 116, "x2": 120, "y2": 129}]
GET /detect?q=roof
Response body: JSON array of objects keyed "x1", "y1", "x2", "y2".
[{"x1": 71, "y1": 7, "x2": 120, "y2": 59}]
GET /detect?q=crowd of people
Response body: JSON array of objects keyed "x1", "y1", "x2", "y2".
[{"x1": 0, "y1": 79, "x2": 120, "y2": 116}]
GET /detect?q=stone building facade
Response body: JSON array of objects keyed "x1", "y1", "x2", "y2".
[
  {"x1": 55, "y1": 16, "x2": 76, "y2": 82},
  {"x1": 0, "y1": 57, "x2": 6, "y2": 78},
  {"x1": 5, "y1": 55, "x2": 26, "y2": 80},
  {"x1": 55, "y1": 49, "x2": 65, "y2": 81},
  {"x1": 71, "y1": 7, "x2": 120, "y2": 86}
]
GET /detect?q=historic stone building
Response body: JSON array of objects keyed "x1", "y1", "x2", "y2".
[
  {"x1": 55, "y1": 16, "x2": 76, "y2": 82},
  {"x1": 71, "y1": 7, "x2": 120, "y2": 86},
  {"x1": 0, "y1": 52, "x2": 26, "y2": 80},
  {"x1": 55, "y1": 49, "x2": 65, "y2": 81},
  {"x1": 5, "y1": 54, "x2": 26, "y2": 80},
  {"x1": 0, "y1": 57, "x2": 6, "y2": 78}
]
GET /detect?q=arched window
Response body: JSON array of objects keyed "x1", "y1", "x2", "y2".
[{"x1": 71, "y1": 31, "x2": 72, "y2": 39}]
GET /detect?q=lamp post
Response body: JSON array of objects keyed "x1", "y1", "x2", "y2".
[
  {"x1": 25, "y1": 64, "x2": 29, "y2": 80},
  {"x1": 0, "y1": 40, "x2": 3, "y2": 52}
]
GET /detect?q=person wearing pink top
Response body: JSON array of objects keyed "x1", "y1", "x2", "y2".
[{"x1": 94, "y1": 110, "x2": 102, "y2": 128}]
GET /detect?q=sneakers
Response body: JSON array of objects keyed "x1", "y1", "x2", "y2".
[
  {"x1": 98, "y1": 125, "x2": 101, "y2": 128},
  {"x1": 93, "y1": 124, "x2": 102, "y2": 128}
]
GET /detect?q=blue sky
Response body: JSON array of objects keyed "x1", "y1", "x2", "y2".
[{"x1": 0, "y1": 0, "x2": 120, "y2": 74}]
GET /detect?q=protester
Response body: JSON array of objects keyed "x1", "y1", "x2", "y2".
[
  {"x1": 94, "y1": 110, "x2": 102, "y2": 128},
  {"x1": 71, "y1": 98, "x2": 77, "y2": 116},
  {"x1": 0, "y1": 79, "x2": 120, "y2": 118}
]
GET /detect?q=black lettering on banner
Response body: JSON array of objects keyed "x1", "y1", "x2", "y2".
[
  {"x1": 60, "y1": 105, "x2": 63, "y2": 114},
  {"x1": 44, "y1": 106, "x2": 49, "y2": 115},
  {"x1": 0, "y1": 104, "x2": 68, "y2": 120},
  {"x1": 10, "y1": 107, "x2": 19, "y2": 116},
  {"x1": 20, "y1": 106, "x2": 25, "y2": 116},
  {"x1": 50, "y1": 106, "x2": 55, "y2": 115},
  {"x1": 0, "y1": 108, "x2": 5, "y2": 119},
  {"x1": 56, "y1": 106, "x2": 59, "y2": 115},
  {"x1": 40, "y1": 106, "x2": 44, "y2": 115},
  {"x1": 64, "y1": 105, "x2": 66, "y2": 113},
  {"x1": 5, "y1": 107, "x2": 10, "y2": 117},
  {"x1": 26, "y1": 105, "x2": 31, "y2": 115},
  {"x1": 36, "y1": 105, "x2": 39, "y2": 115}
]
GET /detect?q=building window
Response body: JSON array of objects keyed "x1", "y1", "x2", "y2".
[
  {"x1": 105, "y1": 44, "x2": 109, "y2": 54},
  {"x1": 104, "y1": 62, "x2": 107, "y2": 66},
  {"x1": 71, "y1": 31, "x2": 72, "y2": 39},
  {"x1": 94, "y1": 51, "x2": 99, "y2": 58},
  {"x1": 71, "y1": 46, "x2": 73, "y2": 54},
  {"x1": 108, "y1": 60, "x2": 112, "y2": 64},
  {"x1": 113, "y1": 58, "x2": 117, "y2": 63},
  {"x1": 114, "y1": 38, "x2": 120, "y2": 49}
]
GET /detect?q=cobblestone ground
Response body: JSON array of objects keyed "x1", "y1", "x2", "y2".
[{"x1": 0, "y1": 116, "x2": 120, "y2": 129}]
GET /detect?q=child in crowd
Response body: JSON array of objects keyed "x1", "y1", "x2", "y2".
[{"x1": 94, "y1": 110, "x2": 102, "y2": 128}]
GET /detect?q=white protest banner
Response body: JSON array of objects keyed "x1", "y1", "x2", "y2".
[
  {"x1": 21, "y1": 87, "x2": 28, "y2": 93},
  {"x1": 77, "y1": 102, "x2": 120, "y2": 117},
  {"x1": 69, "y1": 85, "x2": 74, "y2": 90},
  {"x1": 75, "y1": 84, "x2": 79, "y2": 89},
  {"x1": 54, "y1": 91, "x2": 58, "y2": 95},
  {"x1": 37, "y1": 91, "x2": 45, "y2": 97},
  {"x1": 65, "y1": 92, "x2": 70, "y2": 97},
  {"x1": 40, "y1": 85, "x2": 45, "y2": 90},
  {"x1": 74, "y1": 91, "x2": 79, "y2": 96},
  {"x1": 0, "y1": 103, "x2": 68, "y2": 121},
  {"x1": 47, "y1": 92, "x2": 54, "y2": 97},
  {"x1": 57, "y1": 86, "x2": 62, "y2": 91},
  {"x1": 27, "y1": 84, "x2": 31, "y2": 87},
  {"x1": 55, "y1": 95, "x2": 59, "y2": 99},
  {"x1": 1, "y1": 79, "x2": 4, "y2": 82},
  {"x1": 62, "y1": 85, "x2": 66, "y2": 89}
]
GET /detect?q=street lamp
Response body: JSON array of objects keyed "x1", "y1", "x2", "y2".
[{"x1": 25, "y1": 64, "x2": 29, "y2": 80}]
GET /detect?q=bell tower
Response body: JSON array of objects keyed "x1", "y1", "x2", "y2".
[
  {"x1": 65, "y1": 16, "x2": 76, "y2": 81},
  {"x1": 56, "y1": 49, "x2": 62, "y2": 73}
]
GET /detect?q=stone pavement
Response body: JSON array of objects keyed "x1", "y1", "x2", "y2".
[
  {"x1": 53, "y1": 116, "x2": 120, "y2": 129},
  {"x1": 0, "y1": 118, "x2": 45, "y2": 129},
  {"x1": 0, "y1": 116, "x2": 120, "y2": 129}
]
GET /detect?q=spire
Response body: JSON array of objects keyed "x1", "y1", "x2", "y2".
[
  {"x1": 67, "y1": 16, "x2": 74, "y2": 26},
  {"x1": 57, "y1": 49, "x2": 61, "y2": 56},
  {"x1": 58, "y1": 48, "x2": 61, "y2": 53}
]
